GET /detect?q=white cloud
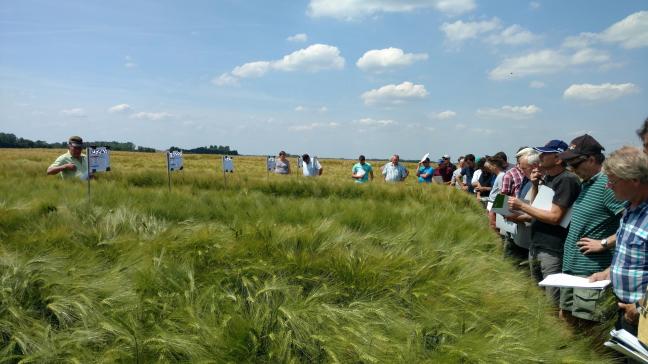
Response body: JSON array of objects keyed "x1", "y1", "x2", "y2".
[
  {"x1": 307, "y1": 0, "x2": 476, "y2": 20},
  {"x1": 108, "y1": 104, "x2": 132, "y2": 113},
  {"x1": 476, "y1": 105, "x2": 541, "y2": 119},
  {"x1": 232, "y1": 61, "x2": 271, "y2": 78},
  {"x1": 289, "y1": 122, "x2": 339, "y2": 131},
  {"x1": 600, "y1": 11, "x2": 648, "y2": 49},
  {"x1": 215, "y1": 44, "x2": 344, "y2": 86},
  {"x1": 361, "y1": 81, "x2": 428, "y2": 105},
  {"x1": 212, "y1": 73, "x2": 240, "y2": 86},
  {"x1": 124, "y1": 55, "x2": 137, "y2": 68},
  {"x1": 355, "y1": 117, "x2": 396, "y2": 126},
  {"x1": 356, "y1": 47, "x2": 428, "y2": 72},
  {"x1": 529, "y1": 2, "x2": 541, "y2": 10},
  {"x1": 529, "y1": 80, "x2": 545, "y2": 89},
  {"x1": 272, "y1": 44, "x2": 345, "y2": 72},
  {"x1": 562, "y1": 32, "x2": 598, "y2": 49},
  {"x1": 435, "y1": 110, "x2": 457, "y2": 119},
  {"x1": 489, "y1": 48, "x2": 610, "y2": 80},
  {"x1": 486, "y1": 24, "x2": 539, "y2": 45},
  {"x1": 295, "y1": 105, "x2": 306, "y2": 112},
  {"x1": 319, "y1": 106, "x2": 328, "y2": 112},
  {"x1": 563, "y1": 83, "x2": 639, "y2": 101},
  {"x1": 61, "y1": 108, "x2": 86, "y2": 117},
  {"x1": 570, "y1": 48, "x2": 610, "y2": 64},
  {"x1": 131, "y1": 112, "x2": 172, "y2": 121},
  {"x1": 440, "y1": 18, "x2": 501, "y2": 42},
  {"x1": 287, "y1": 33, "x2": 308, "y2": 42}
]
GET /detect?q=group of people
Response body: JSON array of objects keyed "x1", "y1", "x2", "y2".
[
  {"x1": 449, "y1": 119, "x2": 648, "y2": 338},
  {"x1": 50, "y1": 119, "x2": 648, "y2": 340}
]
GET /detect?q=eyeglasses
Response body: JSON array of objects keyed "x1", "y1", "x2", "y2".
[{"x1": 567, "y1": 156, "x2": 588, "y2": 169}]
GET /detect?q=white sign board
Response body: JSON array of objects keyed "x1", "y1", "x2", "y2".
[
  {"x1": 223, "y1": 156, "x2": 234, "y2": 173},
  {"x1": 267, "y1": 156, "x2": 276, "y2": 171},
  {"x1": 167, "y1": 151, "x2": 183, "y2": 171},
  {"x1": 88, "y1": 147, "x2": 110, "y2": 173}
]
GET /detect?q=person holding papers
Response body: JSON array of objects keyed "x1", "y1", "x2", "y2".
[
  {"x1": 301, "y1": 154, "x2": 323, "y2": 177},
  {"x1": 381, "y1": 154, "x2": 408, "y2": 183},
  {"x1": 589, "y1": 147, "x2": 648, "y2": 335},
  {"x1": 47, "y1": 135, "x2": 89, "y2": 180},
  {"x1": 557, "y1": 135, "x2": 625, "y2": 324},
  {"x1": 508, "y1": 140, "x2": 581, "y2": 305},
  {"x1": 485, "y1": 156, "x2": 507, "y2": 231},
  {"x1": 351, "y1": 155, "x2": 373, "y2": 183},
  {"x1": 416, "y1": 158, "x2": 435, "y2": 183}
]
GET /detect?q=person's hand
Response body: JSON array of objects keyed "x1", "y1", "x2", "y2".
[
  {"x1": 461, "y1": 184, "x2": 468, "y2": 191},
  {"x1": 64, "y1": 163, "x2": 76, "y2": 171},
  {"x1": 508, "y1": 196, "x2": 525, "y2": 211},
  {"x1": 577, "y1": 238, "x2": 606, "y2": 255},
  {"x1": 505, "y1": 213, "x2": 523, "y2": 223},
  {"x1": 618, "y1": 302, "x2": 640, "y2": 324},
  {"x1": 588, "y1": 270, "x2": 610, "y2": 282}
]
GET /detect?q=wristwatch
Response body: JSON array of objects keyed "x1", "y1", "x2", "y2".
[{"x1": 601, "y1": 238, "x2": 609, "y2": 249}]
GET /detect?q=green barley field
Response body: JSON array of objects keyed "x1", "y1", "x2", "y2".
[{"x1": 1, "y1": 149, "x2": 615, "y2": 363}]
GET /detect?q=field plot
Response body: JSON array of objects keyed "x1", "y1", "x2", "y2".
[{"x1": 1, "y1": 149, "x2": 613, "y2": 363}]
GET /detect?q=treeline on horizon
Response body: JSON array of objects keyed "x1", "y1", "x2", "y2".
[{"x1": 0, "y1": 132, "x2": 238, "y2": 155}]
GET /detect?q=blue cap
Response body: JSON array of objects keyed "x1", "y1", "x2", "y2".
[
  {"x1": 437, "y1": 158, "x2": 444, "y2": 163},
  {"x1": 534, "y1": 139, "x2": 568, "y2": 153}
]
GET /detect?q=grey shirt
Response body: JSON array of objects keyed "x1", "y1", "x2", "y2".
[{"x1": 274, "y1": 159, "x2": 290, "y2": 174}]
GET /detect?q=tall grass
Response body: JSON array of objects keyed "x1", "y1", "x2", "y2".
[{"x1": 0, "y1": 149, "x2": 615, "y2": 362}]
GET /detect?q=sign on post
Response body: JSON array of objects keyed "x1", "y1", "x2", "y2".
[
  {"x1": 266, "y1": 156, "x2": 276, "y2": 171},
  {"x1": 168, "y1": 151, "x2": 184, "y2": 171},
  {"x1": 88, "y1": 146, "x2": 111, "y2": 173},
  {"x1": 223, "y1": 156, "x2": 234, "y2": 173}
]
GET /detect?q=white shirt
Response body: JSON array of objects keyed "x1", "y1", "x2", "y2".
[{"x1": 303, "y1": 158, "x2": 321, "y2": 177}]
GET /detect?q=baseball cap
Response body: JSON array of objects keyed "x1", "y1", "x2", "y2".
[
  {"x1": 68, "y1": 136, "x2": 84, "y2": 147},
  {"x1": 442, "y1": 154, "x2": 450, "y2": 159},
  {"x1": 533, "y1": 139, "x2": 568, "y2": 154},
  {"x1": 558, "y1": 134, "x2": 604, "y2": 161}
]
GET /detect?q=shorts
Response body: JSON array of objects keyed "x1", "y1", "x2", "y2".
[{"x1": 559, "y1": 286, "x2": 609, "y2": 322}]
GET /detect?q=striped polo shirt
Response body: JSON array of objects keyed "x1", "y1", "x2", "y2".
[
  {"x1": 611, "y1": 200, "x2": 648, "y2": 303},
  {"x1": 562, "y1": 172, "x2": 625, "y2": 276}
]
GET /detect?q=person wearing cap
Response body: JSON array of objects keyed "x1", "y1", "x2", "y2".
[
  {"x1": 589, "y1": 146, "x2": 648, "y2": 335},
  {"x1": 302, "y1": 154, "x2": 323, "y2": 177},
  {"x1": 416, "y1": 158, "x2": 435, "y2": 183},
  {"x1": 508, "y1": 139, "x2": 581, "y2": 305},
  {"x1": 47, "y1": 136, "x2": 89, "y2": 180},
  {"x1": 433, "y1": 156, "x2": 456, "y2": 184},
  {"x1": 451, "y1": 157, "x2": 465, "y2": 189},
  {"x1": 352, "y1": 155, "x2": 374, "y2": 183},
  {"x1": 274, "y1": 151, "x2": 291, "y2": 174},
  {"x1": 458, "y1": 154, "x2": 476, "y2": 193},
  {"x1": 381, "y1": 154, "x2": 408, "y2": 182},
  {"x1": 556, "y1": 135, "x2": 625, "y2": 324}
]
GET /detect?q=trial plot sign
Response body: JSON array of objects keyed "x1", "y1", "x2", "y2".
[
  {"x1": 168, "y1": 151, "x2": 184, "y2": 171},
  {"x1": 267, "y1": 156, "x2": 276, "y2": 171},
  {"x1": 223, "y1": 156, "x2": 234, "y2": 173},
  {"x1": 88, "y1": 147, "x2": 110, "y2": 173}
]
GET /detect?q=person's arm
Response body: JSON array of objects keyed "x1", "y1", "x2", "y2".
[
  {"x1": 588, "y1": 267, "x2": 610, "y2": 282},
  {"x1": 416, "y1": 163, "x2": 422, "y2": 177},
  {"x1": 577, "y1": 234, "x2": 617, "y2": 254},
  {"x1": 505, "y1": 212, "x2": 532, "y2": 223},
  {"x1": 401, "y1": 167, "x2": 408, "y2": 180},
  {"x1": 47, "y1": 163, "x2": 76, "y2": 175},
  {"x1": 508, "y1": 197, "x2": 569, "y2": 225}
]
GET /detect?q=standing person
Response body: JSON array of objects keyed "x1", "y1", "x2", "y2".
[
  {"x1": 590, "y1": 147, "x2": 648, "y2": 335},
  {"x1": 352, "y1": 155, "x2": 374, "y2": 183},
  {"x1": 381, "y1": 154, "x2": 408, "y2": 182},
  {"x1": 416, "y1": 158, "x2": 435, "y2": 183},
  {"x1": 508, "y1": 140, "x2": 581, "y2": 305},
  {"x1": 47, "y1": 135, "x2": 89, "y2": 180},
  {"x1": 274, "y1": 151, "x2": 291, "y2": 174},
  {"x1": 451, "y1": 157, "x2": 465, "y2": 189},
  {"x1": 638, "y1": 117, "x2": 648, "y2": 155},
  {"x1": 434, "y1": 156, "x2": 455, "y2": 184},
  {"x1": 485, "y1": 156, "x2": 508, "y2": 230},
  {"x1": 557, "y1": 135, "x2": 625, "y2": 324},
  {"x1": 501, "y1": 148, "x2": 526, "y2": 197},
  {"x1": 457, "y1": 154, "x2": 476, "y2": 193},
  {"x1": 302, "y1": 154, "x2": 323, "y2": 177}
]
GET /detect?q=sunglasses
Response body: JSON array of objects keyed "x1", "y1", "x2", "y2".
[{"x1": 567, "y1": 156, "x2": 588, "y2": 169}]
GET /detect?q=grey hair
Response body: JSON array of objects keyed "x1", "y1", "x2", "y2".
[
  {"x1": 603, "y1": 146, "x2": 648, "y2": 183},
  {"x1": 516, "y1": 147, "x2": 540, "y2": 165}
]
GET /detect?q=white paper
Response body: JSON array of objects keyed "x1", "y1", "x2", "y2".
[
  {"x1": 491, "y1": 194, "x2": 514, "y2": 217},
  {"x1": 531, "y1": 185, "x2": 573, "y2": 228},
  {"x1": 611, "y1": 329, "x2": 648, "y2": 358},
  {"x1": 538, "y1": 273, "x2": 610, "y2": 290},
  {"x1": 223, "y1": 156, "x2": 234, "y2": 173},
  {"x1": 88, "y1": 147, "x2": 110, "y2": 173},
  {"x1": 432, "y1": 176, "x2": 444, "y2": 184},
  {"x1": 168, "y1": 151, "x2": 183, "y2": 172},
  {"x1": 496, "y1": 213, "x2": 517, "y2": 235},
  {"x1": 267, "y1": 156, "x2": 276, "y2": 171},
  {"x1": 420, "y1": 153, "x2": 430, "y2": 164},
  {"x1": 355, "y1": 167, "x2": 366, "y2": 177},
  {"x1": 604, "y1": 341, "x2": 648, "y2": 363}
]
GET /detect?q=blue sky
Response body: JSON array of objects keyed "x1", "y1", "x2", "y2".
[{"x1": 1, "y1": 0, "x2": 646, "y2": 160}]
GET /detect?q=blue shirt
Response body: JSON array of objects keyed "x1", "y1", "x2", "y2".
[
  {"x1": 352, "y1": 162, "x2": 372, "y2": 183},
  {"x1": 611, "y1": 200, "x2": 648, "y2": 303},
  {"x1": 417, "y1": 166, "x2": 435, "y2": 183},
  {"x1": 382, "y1": 163, "x2": 408, "y2": 182}
]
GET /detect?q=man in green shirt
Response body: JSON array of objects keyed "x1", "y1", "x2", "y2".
[
  {"x1": 558, "y1": 134, "x2": 625, "y2": 323},
  {"x1": 351, "y1": 155, "x2": 374, "y2": 183},
  {"x1": 47, "y1": 136, "x2": 89, "y2": 180}
]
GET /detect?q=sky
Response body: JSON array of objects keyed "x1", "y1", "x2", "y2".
[{"x1": 1, "y1": 0, "x2": 646, "y2": 160}]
